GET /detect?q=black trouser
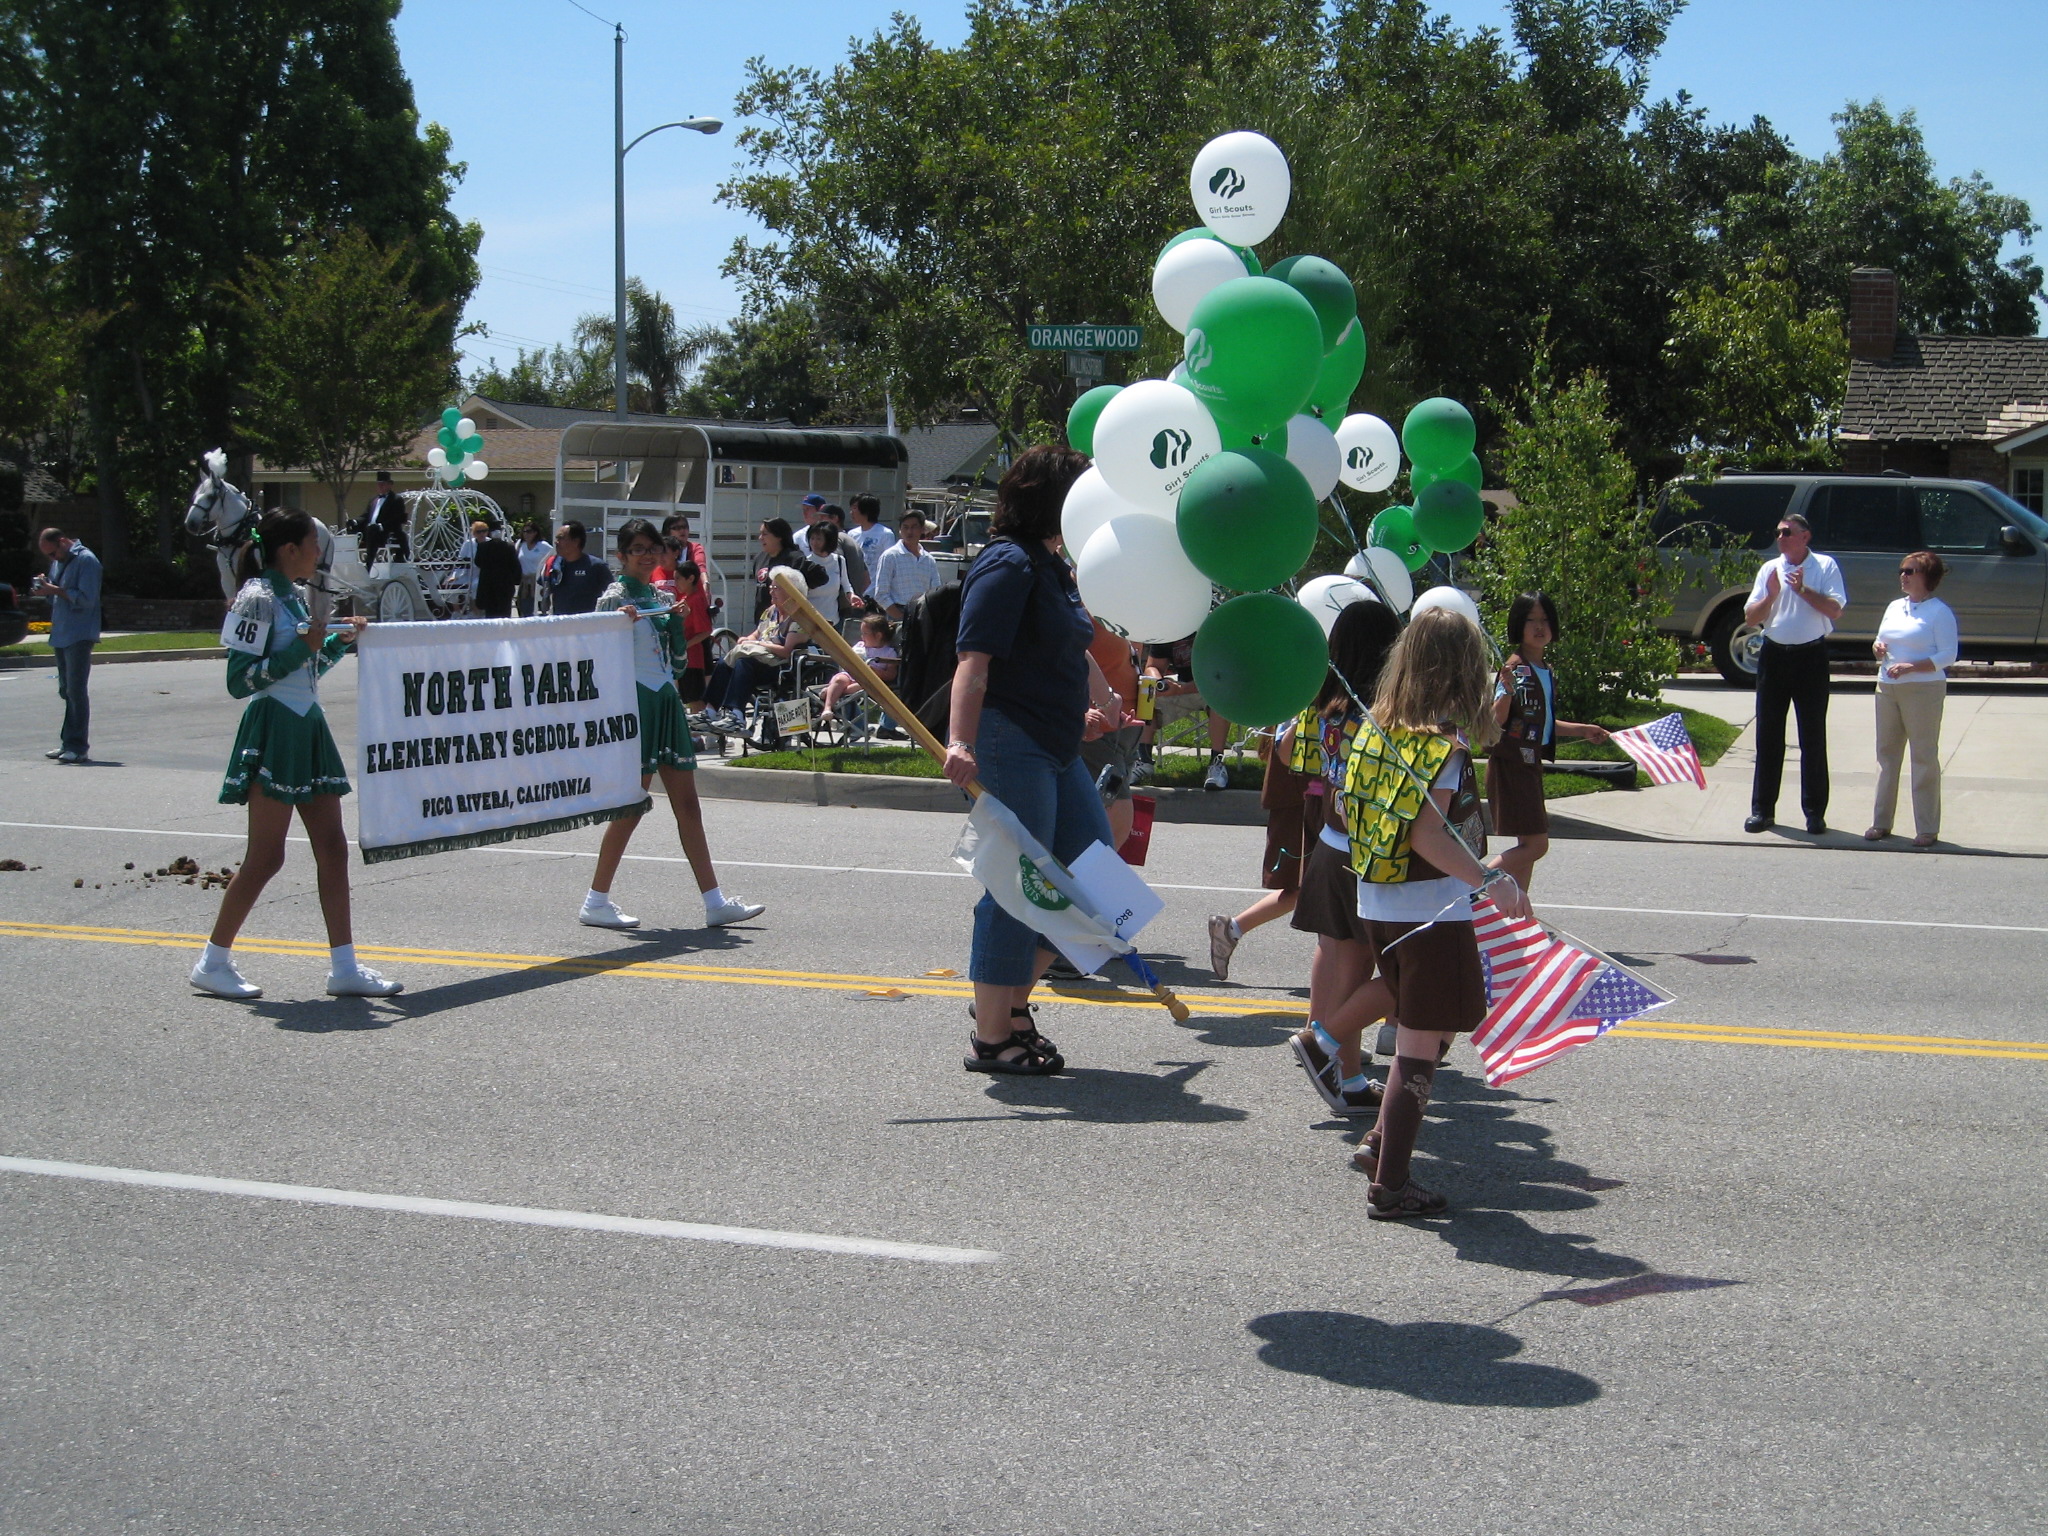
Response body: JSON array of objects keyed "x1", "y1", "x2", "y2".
[{"x1": 1752, "y1": 637, "x2": 1830, "y2": 820}]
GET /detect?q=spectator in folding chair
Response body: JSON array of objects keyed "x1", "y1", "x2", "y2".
[
  {"x1": 819, "y1": 613, "x2": 899, "y2": 735},
  {"x1": 699, "y1": 578, "x2": 807, "y2": 737},
  {"x1": 1135, "y1": 633, "x2": 1234, "y2": 789}
]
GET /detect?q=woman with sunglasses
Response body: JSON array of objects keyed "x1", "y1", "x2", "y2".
[
  {"x1": 577, "y1": 519, "x2": 765, "y2": 932},
  {"x1": 1867, "y1": 551, "x2": 1957, "y2": 849}
]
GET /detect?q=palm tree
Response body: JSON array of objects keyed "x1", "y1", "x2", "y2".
[{"x1": 573, "y1": 280, "x2": 722, "y2": 415}]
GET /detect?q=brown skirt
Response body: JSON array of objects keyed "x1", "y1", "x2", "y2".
[
  {"x1": 1260, "y1": 802, "x2": 1310, "y2": 892},
  {"x1": 1290, "y1": 838, "x2": 1374, "y2": 945},
  {"x1": 1487, "y1": 751, "x2": 1549, "y2": 837},
  {"x1": 1362, "y1": 918, "x2": 1486, "y2": 1035}
]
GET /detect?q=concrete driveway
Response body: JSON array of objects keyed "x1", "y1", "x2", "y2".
[{"x1": 1555, "y1": 676, "x2": 2048, "y2": 856}]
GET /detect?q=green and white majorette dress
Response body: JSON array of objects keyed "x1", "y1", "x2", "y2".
[
  {"x1": 596, "y1": 576, "x2": 696, "y2": 774},
  {"x1": 218, "y1": 569, "x2": 353, "y2": 805}
]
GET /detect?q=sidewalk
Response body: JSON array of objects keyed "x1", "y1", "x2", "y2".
[{"x1": 1551, "y1": 676, "x2": 2048, "y2": 857}]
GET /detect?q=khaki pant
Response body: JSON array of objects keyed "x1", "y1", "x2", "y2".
[{"x1": 1872, "y1": 680, "x2": 1945, "y2": 838}]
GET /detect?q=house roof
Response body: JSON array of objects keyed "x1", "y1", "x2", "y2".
[
  {"x1": 10, "y1": 461, "x2": 68, "y2": 505},
  {"x1": 1841, "y1": 334, "x2": 2048, "y2": 444},
  {"x1": 893, "y1": 422, "x2": 1001, "y2": 488}
]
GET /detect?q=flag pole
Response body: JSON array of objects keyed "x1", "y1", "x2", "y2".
[{"x1": 768, "y1": 569, "x2": 1189, "y2": 1021}]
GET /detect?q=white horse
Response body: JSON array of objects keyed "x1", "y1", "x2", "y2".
[{"x1": 184, "y1": 448, "x2": 336, "y2": 627}]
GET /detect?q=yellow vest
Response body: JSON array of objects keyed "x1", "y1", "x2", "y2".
[{"x1": 1342, "y1": 724, "x2": 1456, "y2": 884}]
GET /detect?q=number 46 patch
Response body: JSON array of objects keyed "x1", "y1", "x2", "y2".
[{"x1": 220, "y1": 609, "x2": 271, "y2": 655}]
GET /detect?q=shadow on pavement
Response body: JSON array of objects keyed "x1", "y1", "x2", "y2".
[
  {"x1": 1247, "y1": 1311, "x2": 1600, "y2": 1407},
  {"x1": 256, "y1": 930, "x2": 753, "y2": 1031},
  {"x1": 1317, "y1": 1069, "x2": 1652, "y2": 1282},
  {"x1": 891, "y1": 1060, "x2": 1248, "y2": 1125}
]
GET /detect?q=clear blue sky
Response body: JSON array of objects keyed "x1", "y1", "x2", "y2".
[{"x1": 393, "y1": 0, "x2": 2047, "y2": 379}]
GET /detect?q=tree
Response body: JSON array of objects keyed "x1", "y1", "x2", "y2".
[
  {"x1": 1664, "y1": 249, "x2": 1846, "y2": 468},
  {"x1": 1790, "y1": 101, "x2": 2041, "y2": 335},
  {"x1": 569, "y1": 279, "x2": 722, "y2": 415},
  {"x1": 234, "y1": 228, "x2": 452, "y2": 518},
  {"x1": 11, "y1": 0, "x2": 480, "y2": 560},
  {"x1": 0, "y1": 198, "x2": 81, "y2": 458},
  {"x1": 1475, "y1": 351, "x2": 1680, "y2": 716},
  {"x1": 677, "y1": 303, "x2": 856, "y2": 425},
  {"x1": 468, "y1": 342, "x2": 611, "y2": 411}
]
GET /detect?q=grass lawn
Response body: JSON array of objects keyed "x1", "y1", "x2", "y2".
[
  {"x1": 727, "y1": 702, "x2": 1736, "y2": 801},
  {"x1": 1, "y1": 630, "x2": 220, "y2": 657}
]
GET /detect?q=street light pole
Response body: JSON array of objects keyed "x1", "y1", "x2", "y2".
[{"x1": 610, "y1": 24, "x2": 722, "y2": 483}]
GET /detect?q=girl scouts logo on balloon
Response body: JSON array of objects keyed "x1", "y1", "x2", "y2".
[
  {"x1": 1208, "y1": 166, "x2": 1246, "y2": 200},
  {"x1": 1347, "y1": 446, "x2": 1374, "y2": 471},
  {"x1": 1184, "y1": 329, "x2": 1214, "y2": 373},
  {"x1": 1150, "y1": 428, "x2": 1194, "y2": 469},
  {"x1": 1019, "y1": 858, "x2": 1072, "y2": 911}
]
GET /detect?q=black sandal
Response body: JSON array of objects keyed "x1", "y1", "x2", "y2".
[
  {"x1": 1366, "y1": 1179, "x2": 1449, "y2": 1221},
  {"x1": 964, "y1": 1030, "x2": 1063, "y2": 1076},
  {"x1": 966, "y1": 1002, "x2": 1061, "y2": 1063}
]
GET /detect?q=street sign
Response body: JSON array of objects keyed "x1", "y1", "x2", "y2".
[
  {"x1": 1029, "y1": 324, "x2": 1142, "y2": 351},
  {"x1": 1065, "y1": 351, "x2": 1105, "y2": 379}
]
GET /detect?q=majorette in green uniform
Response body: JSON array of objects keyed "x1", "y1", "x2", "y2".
[
  {"x1": 190, "y1": 511, "x2": 403, "y2": 1003},
  {"x1": 576, "y1": 518, "x2": 765, "y2": 933}
]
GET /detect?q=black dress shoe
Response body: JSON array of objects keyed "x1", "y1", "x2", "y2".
[
  {"x1": 1744, "y1": 815, "x2": 1771, "y2": 834},
  {"x1": 1805, "y1": 815, "x2": 1827, "y2": 835}
]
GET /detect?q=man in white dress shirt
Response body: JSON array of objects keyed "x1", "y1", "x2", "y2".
[{"x1": 1743, "y1": 511, "x2": 1848, "y2": 834}]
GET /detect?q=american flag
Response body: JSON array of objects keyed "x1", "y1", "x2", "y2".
[
  {"x1": 1469, "y1": 894, "x2": 1672, "y2": 1086},
  {"x1": 1609, "y1": 711, "x2": 1706, "y2": 789}
]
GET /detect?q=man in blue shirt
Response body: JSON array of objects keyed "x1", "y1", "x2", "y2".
[
  {"x1": 870, "y1": 510, "x2": 944, "y2": 620},
  {"x1": 541, "y1": 522, "x2": 612, "y2": 615},
  {"x1": 33, "y1": 527, "x2": 102, "y2": 764}
]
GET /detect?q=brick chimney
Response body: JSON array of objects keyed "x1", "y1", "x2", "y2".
[{"x1": 1849, "y1": 267, "x2": 1899, "y2": 361}]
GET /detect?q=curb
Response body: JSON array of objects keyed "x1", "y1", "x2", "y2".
[
  {"x1": 0, "y1": 648, "x2": 225, "y2": 670},
  {"x1": 692, "y1": 762, "x2": 1270, "y2": 825}
]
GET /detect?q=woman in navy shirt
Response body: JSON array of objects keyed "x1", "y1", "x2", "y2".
[{"x1": 944, "y1": 445, "x2": 1104, "y2": 1076}]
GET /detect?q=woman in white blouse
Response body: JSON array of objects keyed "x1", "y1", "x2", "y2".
[
  {"x1": 1866, "y1": 550, "x2": 1958, "y2": 848},
  {"x1": 803, "y1": 521, "x2": 849, "y2": 616}
]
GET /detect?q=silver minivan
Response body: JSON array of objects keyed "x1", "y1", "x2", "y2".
[{"x1": 1653, "y1": 474, "x2": 2048, "y2": 684}]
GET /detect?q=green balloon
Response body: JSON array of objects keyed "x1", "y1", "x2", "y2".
[
  {"x1": 437, "y1": 426, "x2": 457, "y2": 449},
  {"x1": 1410, "y1": 451, "x2": 1483, "y2": 498},
  {"x1": 1369, "y1": 505, "x2": 1431, "y2": 573},
  {"x1": 1161, "y1": 229, "x2": 1261, "y2": 275},
  {"x1": 1066, "y1": 384, "x2": 1122, "y2": 456},
  {"x1": 1175, "y1": 448, "x2": 1318, "y2": 592},
  {"x1": 1413, "y1": 478, "x2": 1486, "y2": 553},
  {"x1": 1308, "y1": 319, "x2": 1367, "y2": 420},
  {"x1": 461, "y1": 434, "x2": 485, "y2": 455},
  {"x1": 1267, "y1": 255, "x2": 1357, "y2": 352},
  {"x1": 441, "y1": 407, "x2": 461, "y2": 429},
  {"x1": 1207, "y1": 409, "x2": 1284, "y2": 455},
  {"x1": 1191, "y1": 594, "x2": 1329, "y2": 727},
  {"x1": 1401, "y1": 397, "x2": 1476, "y2": 472},
  {"x1": 1183, "y1": 277, "x2": 1324, "y2": 440}
]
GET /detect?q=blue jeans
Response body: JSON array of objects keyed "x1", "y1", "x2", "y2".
[
  {"x1": 705, "y1": 654, "x2": 767, "y2": 712},
  {"x1": 969, "y1": 706, "x2": 1113, "y2": 986},
  {"x1": 53, "y1": 641, "x2": 93, "y2": 756}
]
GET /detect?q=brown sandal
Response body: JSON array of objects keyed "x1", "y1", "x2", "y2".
[{"x1": 1366, "y1": 1179, "x2": 1448, "y2": 1220}]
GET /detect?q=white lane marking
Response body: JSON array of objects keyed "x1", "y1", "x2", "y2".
[
  {"x1": 6, "y1": 821, "x2": 2040, "y2": 934},
  {"x1": 0, "y1": 1155, "x2": 1000, "y2": 1265}
]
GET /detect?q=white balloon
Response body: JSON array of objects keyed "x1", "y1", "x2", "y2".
[
  {"x1": 1151, "y1": 237, "x2": 1250, "y2": 334},
  {"x1": 1344, "y1": 546, "x2": 1414, "y2": 613},
  {"x1": 1060, "y1": 466, "x2": 1160, "y2": 556},
  {"x1": 1281, "y1": 413, "x2": 1342, "y2": 500},
  {"x1": 456, "y1": 417, "x2": 476, "y2": 439},
  {"x1": 1076, "y1": 514, "x2": 1213, "y2": 645},
  {"x1": 1168, "y1": 361, "x2": 1192, "y2": 389},
  {"x1": 427, "y1": 447, "x2": 448, "y2": 468},
  {"x1": 1410, "y1": 584, "x2": 1483, "y2": 632},
  {"x1": 1090, "y1": 378, "x2": 1222, "y2": 514},
  {"x1": 1189, "y1": 131, "x2": 1291, "y2": 248},
  {"x1": 1297, "y1": 574, "x2": 1376, "y2": 636},
  {"x1": 1334, "y1": 413, "x2": 1401, "y2": 492},
  {"x1": 465, "y1": 459, "x2": 489, "y2": 481}
]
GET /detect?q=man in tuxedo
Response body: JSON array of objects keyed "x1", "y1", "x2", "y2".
[{"x1": 363, "y1": 472, "x2": 409, "y2": 562}]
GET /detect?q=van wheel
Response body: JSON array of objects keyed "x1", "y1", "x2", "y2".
[{"x1": 1706, "y1": 605, "x2": 1763, "y2": 687}]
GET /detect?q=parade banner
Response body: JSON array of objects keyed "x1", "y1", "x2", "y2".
[{"x1": 353, "y1": 614, "x2": 650, "y2": 864}]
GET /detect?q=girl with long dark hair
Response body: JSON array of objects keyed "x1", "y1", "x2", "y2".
[{"x1": 191, "y1": 513, "x2": 400, "y2": 1000}]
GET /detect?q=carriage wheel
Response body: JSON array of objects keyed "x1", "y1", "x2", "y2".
[{"x1": 376, "y1": 582, "x2": 419, "y2": 623}]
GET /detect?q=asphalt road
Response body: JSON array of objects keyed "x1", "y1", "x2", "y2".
[{"x1": 3, "y1": 659, "x2": 2044, "y2": 1534}]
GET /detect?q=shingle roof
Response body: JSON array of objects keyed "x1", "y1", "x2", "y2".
[
  {"x1": 9, "y1": 461, "x2": 67, "y2": 504},
  {"x1": 1841, "y1": 334, "x2": 2048, "y2": 443},
  {"x1": 894, "y1": 422, "x2": 1000, "y2": 488}
]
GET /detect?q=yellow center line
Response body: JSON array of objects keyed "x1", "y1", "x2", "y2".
[{"x1": 4, "y1": 919, "x2": 2046, "y2": 1062}]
